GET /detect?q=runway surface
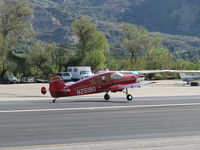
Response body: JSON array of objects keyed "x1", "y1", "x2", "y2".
[
  {"x1": 1, "y1": 95, "x2": 200, "y2": 149},
  {"x1": 1, "y1": 81, "x2": 200, "y2": 149}
]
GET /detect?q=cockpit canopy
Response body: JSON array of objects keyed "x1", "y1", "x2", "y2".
[
  {"x1": 119, "y1": 71, "x2": 139, "y2": 75},
  {"x1": 110, "y1": 72, "x2": 123, "y2": 80}
]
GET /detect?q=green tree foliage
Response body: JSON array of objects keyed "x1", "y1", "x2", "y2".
[
  {"x1": 145, "y1": 47, "x2": 174, "y2": 69},
  {"x1": 105, "y1": 55, "x2": 121, "y2": 71},
  {"x1": 72, "y1": 18, "x2": 109, "y2": 71},
  {"x1": 51, "y1": 45, "x2": 72, "y2": 72},
  {"x1": 175, "y1": 60, "x2": 197, "y2": 70},
  {"x1": 144, "y1": 36, "x2": 174, "y2": 69},
  {"x1": 72, "y1": 18, "x2": 96, "y2": 57},
  {"x1": 121, "y1": 23, "x2": 148, "y2": 64},
  {"x1": 0, "y1": 0, "x2": 33, "y2": 77},
  {"x1": 82, "y1": 50, "x2": 105, "y2": 71},
  {"x1": 72, "y1": 18, "x2": 109, "y2": 54},
  {"x1": 26, "y1": 42, "x2": 58, "y2": 79},
  {"x1": 26, "y1": 42, "x2": 74, "y2": 79},
  {"x1": 120, "y1": 24, "x2": 175, "y2": 70}
]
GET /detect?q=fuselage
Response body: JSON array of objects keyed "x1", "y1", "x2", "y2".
[{"x1": 49, "y1": 72, "x2": 138, "y2": 98}]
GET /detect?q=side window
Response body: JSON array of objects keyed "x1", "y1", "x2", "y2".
[
  {"x1": 110, "y1": 74, "x2": 117, "y2": 80},
  {"x1": 74, "y1": 68, "x2": 78, "y2": 72},
  {"x1": 101, "y1": 76, "x2": 106, "y2": 82},
  {"x1": 68, "y1": 68, "x2": 72, "y2": 72},
  {"x1": 91, "y1": 77, "x2": 101, "y2": 84},
  {"x1": 110, "y1": 73, "x2": 122, "y2": 80}
]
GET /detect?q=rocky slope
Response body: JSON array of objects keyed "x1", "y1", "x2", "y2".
[{"x1": 28, "y1": 0, "x2": 200, "y2": 59}]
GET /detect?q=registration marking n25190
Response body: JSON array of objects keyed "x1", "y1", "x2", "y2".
[{"x1": 77, "y1": 86, "x2": 96, "y2": 95}]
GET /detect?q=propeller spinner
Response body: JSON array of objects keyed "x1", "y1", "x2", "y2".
[{"x1": 41, "y1": 87, "x2": 47, "y2": 95}]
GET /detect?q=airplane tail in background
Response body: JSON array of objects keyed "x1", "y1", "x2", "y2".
[{"x1": 49, "y1": 75, "x2": 65, "y2": 98}]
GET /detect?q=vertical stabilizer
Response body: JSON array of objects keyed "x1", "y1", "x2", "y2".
[{"x1": 49, "y1": 75, "x2": 65, "y2": 98}]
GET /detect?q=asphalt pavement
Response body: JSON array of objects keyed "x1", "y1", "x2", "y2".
[{"x1": 0, "y1": 80, "x2": 200, "y2": 149}]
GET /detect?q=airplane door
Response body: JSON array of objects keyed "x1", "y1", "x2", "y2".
[
  {"x1": 90, "y1": 74, "x2": 113, "y2": 92},
  {"x1": 91, "y1": 77, "x2": 101, "y2": 91}
]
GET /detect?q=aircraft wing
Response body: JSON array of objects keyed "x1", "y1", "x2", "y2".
[
  {"x1": 100, "y1": 70, "x2": 200, "y2": 75},
  {"x1": 122, "y1": 81, "x2": 156, "y2": 89},
  {"x1": 104, "y1": 81, "x2": 155, "y2": 92},
  {"x1": 136, "y1": 70, "x2": 200, "y2": 74}
]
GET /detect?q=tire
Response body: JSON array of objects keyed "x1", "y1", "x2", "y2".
[
  {"x1": 104, "y1": 93, "x2": 110, "y2": 100},
  {"x1": 127, "y1": 94, "x2": 133, "y2": 101},
  {"x1": 190, "y1": 82, "x2": 199, "y2": 86}
]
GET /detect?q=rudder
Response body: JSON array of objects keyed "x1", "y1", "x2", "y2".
[{"x1": 49, "y1": 75, "x2": 65, "y2": 98}]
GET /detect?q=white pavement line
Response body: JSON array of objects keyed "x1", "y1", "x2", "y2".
[{"x1": 1, "y1": 102, "x2": 200, "y2": 113}]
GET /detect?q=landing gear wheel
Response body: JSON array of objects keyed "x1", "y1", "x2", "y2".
[
  {"x1": 52, "y1": 99, "x2": 56, "y2": 103},
  {"x1": 104, "y1": 93, "x2": 110, "y2": 101},
  {"x1": 127, "y1": 94, "x2": 133, "y2": 101}
]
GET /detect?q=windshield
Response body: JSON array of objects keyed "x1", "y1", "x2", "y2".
[
  {"x1": 7, "y1": 76, "x2": 17, "y2": 80},
  {"x1": 130, "y1": 71, "x2": 139, "y2": 75},
  {"x1": 110, "y1": 72, "x2": 123, "y2": 80},
  {"x1": 63, "y1": 73, "x2": 70, "y2": 76},
  {"x1": 80, "y1": 71, "x2": 90, "y2": 75},
  {"x1": 120, "y1": 71, "x2": 139, "y2": 75}
]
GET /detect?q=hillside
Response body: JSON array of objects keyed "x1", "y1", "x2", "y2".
[{"x1": 28, "y1": 0, "x2": 200, "y2": 59}]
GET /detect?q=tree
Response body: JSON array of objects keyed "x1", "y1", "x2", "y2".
[
  {"x1": 72, "y1": 18, "x2": 109, "y2": 71},
  {"x1": 53, "y1": 44, "x2": 77, "y2": 72},
  {"x1": 72, "y1": 18, "x2": 109, "y2": 57},
  {"x1": 81, "y1": 50, "x2": 105, "y2": 71},
  {"x1": 144, "y1": 35, "x2": 175, "y2": 69},
  {"x1": 26, "y1": 42, "x2": 59, "y2": 79},
  {"x1": 121, "y1": 23, "x2": 148, "y2": 64},
  {"x1": 105, "y1": 54, "x2": 121, "y2": 71},
  {"x1": 0, "y1": 0, "x2": 33, "y2": 77},
  {"x1": 145, "y1": 46, "x2": 174, "y2": 69}
]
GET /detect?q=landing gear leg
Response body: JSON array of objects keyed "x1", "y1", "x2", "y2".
[
  {"x1": 125, "y1": 88, "x2": 128, "y2": 95},
  {"x1": 104, "y1": 93, "x2": 110, "y2": 101},
  {"x1": 125, "y1": 88, "x2": 133, "y2": 101}
]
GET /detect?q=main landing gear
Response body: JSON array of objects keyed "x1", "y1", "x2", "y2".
[
  {"x1": 125, "y1": 88, "x2": 133, "y2": 101},
  {"x1": 104, "y1": 88, "x2": 133, "y2": 101},
  {"x1": 104, "y1": 93, "x2": 110, "y2": 100}
]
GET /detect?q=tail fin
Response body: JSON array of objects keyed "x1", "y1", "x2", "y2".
[{"x1": 49, "y1": 75, "x2": 65, "y2": 98}]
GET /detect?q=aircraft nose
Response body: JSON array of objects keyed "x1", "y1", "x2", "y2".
[
  {"x1": 136, "y1": 75, "x2": 145, "y2": 82},
  {"x1": 138, "y1": 75, "x2": 145, "y2": 78}
]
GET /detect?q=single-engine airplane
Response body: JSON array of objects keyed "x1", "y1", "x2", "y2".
[{"x1": 41, "y1": 71, "x2": 155, "y2": 103}]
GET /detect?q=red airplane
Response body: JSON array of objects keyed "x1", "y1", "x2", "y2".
[{"x1": 41, "y1": 72, "x2": 155, "y2": 103}]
